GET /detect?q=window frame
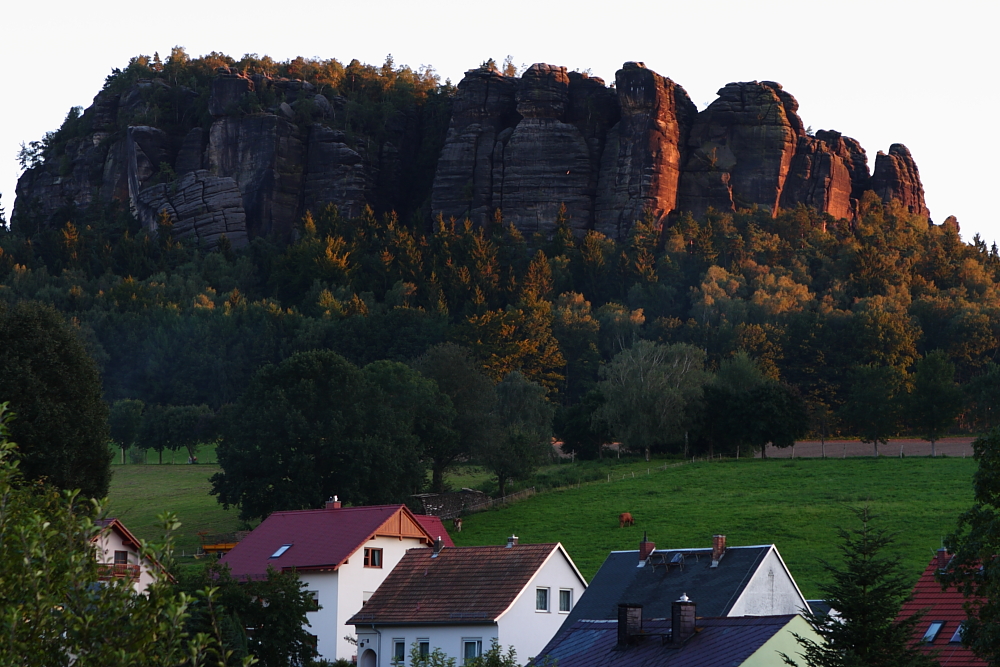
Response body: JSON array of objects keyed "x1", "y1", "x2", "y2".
[
  {"x1": 113, "y1": 550, "x2": 129, "y2": 565},
  {"x1": 269, "y1": 544, "x2": 292, "y2": 559},
  {"x1": 559, "y1": 588, "x2": 572, "y2": 613},
  {"x1": 364, "y1": 547, "x2": 384, "y2": 568},
  {"x1": 418, "y1": 639, "x2": 430, "y2": 659},
  {"x1": 536, "y1": 587, "x2": 550, "y2": 612},
  {"x1": 392, "y1": 639, "x2": 406, "y2": 665},
  {"x1": 462, "y1": 638, "x2": 483, "y2": 664}
]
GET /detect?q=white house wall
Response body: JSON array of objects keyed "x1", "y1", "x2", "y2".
[
  {"x1": 299, "y1": 571, "x2": 338, "y2": 661},
  {"x1": 727, "y1": 547, "x2": 809, "y2": 617},
  {"x1": 91, "y1": 530, "x2": 156, "y2": 592},
  {"x1": 309, "y1": 536, "x2": 430, "y2": 662},
  {"x1": 497, "y1": 547, "x2": 587, "y2": 663},
  {"x1": 355, "y1": 624, "x2": 499, "y2": 667}
]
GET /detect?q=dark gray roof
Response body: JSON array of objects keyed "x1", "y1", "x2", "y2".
[
  {"x1": 562, "y1": 546, "x2": 772, "y2": 628},
  {"x1": 530, "y1": 615, "x2": 798, "y2": 667}
]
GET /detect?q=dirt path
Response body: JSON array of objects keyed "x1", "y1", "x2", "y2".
[{"x1": 759, "y1": 437, "x2": 975, "y2": 458}]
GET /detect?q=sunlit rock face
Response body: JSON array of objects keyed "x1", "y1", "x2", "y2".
[{"x1": 13, "y1": 60, "x2": 929, "y2": 245}]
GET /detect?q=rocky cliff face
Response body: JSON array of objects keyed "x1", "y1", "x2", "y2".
[{"x1": 13, "y1": 61, "x2": 930, "y2": 246}]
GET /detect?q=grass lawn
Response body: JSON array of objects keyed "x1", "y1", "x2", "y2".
[
  {"x1": 106, "y1": 443, "x2": 239, "y2": 558},
  {"x1": 450, "y1": 456, "x2": 977, "y2": 599}
]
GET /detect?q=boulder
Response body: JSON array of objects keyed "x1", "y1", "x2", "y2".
[{"x1": 871, "y1": 143, "x2": 929, "y2": 219}]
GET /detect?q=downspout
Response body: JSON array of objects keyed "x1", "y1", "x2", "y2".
[{"x1": 371, "y1": 624, "x2": 382, "y2": 667}]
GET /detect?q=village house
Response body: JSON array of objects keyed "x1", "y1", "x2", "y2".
[
  {"x1": 92, "y1": 517, "x2": 164, "y2": 592},
  {"x1": 529, "y1": 533, "x2": 817, "y2": 666},
  {"x1": 218, "y1": 500, "x2": 451, "y2": 662},
  {"x1": 350, "y1": 536, "x2": 587, "y2": 667},
  {"x1": 558, "y1": 534, "x2": 811, "y2": 633},
  {"x1": 897, "y1": 548, "x2": 986, "y2": 667},
  {"x1": 531, "y1": 597, "x2": 821, "y2": 667}
]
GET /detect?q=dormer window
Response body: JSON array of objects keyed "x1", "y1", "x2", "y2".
[
  {"x1": 922, "y1": 621, "x2": 945, "y2": 643},
  {"x1": 270, "y1": 544, "x2": 292, "y2": 559}
]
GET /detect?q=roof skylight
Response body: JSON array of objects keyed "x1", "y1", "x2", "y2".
[
  {"x1": 922, "y1": 621, "x2": 945, "y2": 643},
  {"x1": 270, "y1": 544, "x2": 292, "y2": 559}
]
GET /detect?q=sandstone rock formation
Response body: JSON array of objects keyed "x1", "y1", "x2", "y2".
[
  {"x1": 136, "y1": 170, "x2": 249, "y2": 248},
  {"x1": 13, "y1": 60, "x2": 932, "y2": 247},
  {"x1": 871, "y1": 143, "x2": 930, "y2": 219}
]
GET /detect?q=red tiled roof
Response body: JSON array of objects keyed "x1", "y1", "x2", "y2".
[
  {"x1": 348, "y1": 543, "x2": 562, "y2": 625},
  {"x1": 898, "y1": 556, "x2": 986, "y2": 667},
  {"x1": 414, "y1": 515, "x2": 455, "y2": 547},
  {"x1": 220, "y1": 504, "x2": 434, "y2": 578}
]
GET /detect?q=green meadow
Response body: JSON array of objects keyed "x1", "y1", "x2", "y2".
[
  {"x1": 107, "y1": 449, "x2": 977, "y2": 597},
  {"x1": 451, "y1": 456, "x2": 976, "y2": 599}
]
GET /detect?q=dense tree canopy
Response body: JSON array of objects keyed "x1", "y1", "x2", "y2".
[{"x1": 0, "y1": 301, "x2": 110, "y2": 497}]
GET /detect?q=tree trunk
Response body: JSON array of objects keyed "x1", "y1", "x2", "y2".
[
  {"x1": 684, "y1": 431, "x2": 689, "y2": 460},
  {"x1": 158, "y1": 449, "x2": 162, "y2": 465},
  {"x1": 121, "y1": 447, "x2": 126, "y2": 465},
  {"x1": 874, "y1": 441, "x2": 879, "y2": 458},
  {"x1": 432, "y1": 466, "x2": 446, "y2": 493},
  {"x1": 645, "y1": 446, "x2": 650, "y2": 463},
  {"x1": 931, "y1": 439, "x2": 937, "y2": 457},
  {"x1": 821, "y1": 439, "x2": 825, "y2": 459}
]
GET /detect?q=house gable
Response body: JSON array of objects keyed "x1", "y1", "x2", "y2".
[{"x1": 728, "y1": 545, "x2": 811, "y2": 617}]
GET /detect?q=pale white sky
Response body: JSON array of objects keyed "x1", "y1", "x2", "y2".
[{"x1": 2, "y1": 0, "x2": 994, "y2": 242}]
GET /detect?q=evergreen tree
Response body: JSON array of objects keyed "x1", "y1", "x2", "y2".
[{"x1": 783, "y1": 506, "x2": 938, "y2": 667}]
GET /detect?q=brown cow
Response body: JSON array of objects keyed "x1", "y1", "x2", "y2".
[
  {"x1": 619, "y1": 512, "x2": 634, "y2": 528},
  {"x1": 453, "y1": 517, "x2": 463, "y2": 532}
]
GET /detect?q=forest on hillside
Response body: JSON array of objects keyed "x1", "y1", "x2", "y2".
[{"x1": 3, "y1": 50, "x2": 1000, "y2": 505}]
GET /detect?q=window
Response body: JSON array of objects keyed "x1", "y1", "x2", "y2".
[
  {"x1": 363, "y1": 591, "x2": 374, "y2": 606},
  {"x1": 269, "y1": 544, "x2": 292, "y2": 559},
  {"x1": 114, "y1": 550, "x2": 128, "y2": 565},
  {"x1": 559, "y1": 589, "x2": 572, "y2": 613},
  {"x1": 306, "y1": 591, "x2": 319, "y2": 612},
  {"x1": 364, "y1": 548, "x2": 383, "y2": 568},
  {"x1": 922, "y1": 621, "x2": 945, "y2": 643},
  {"x1": 418, "y1": 640, "x2": 430, "y2": 659},
  {"x1": 463, "y1": 639, "x2": 482, "y2": 664},
  {"x1": 393, "y1": 640, "x2": 406, "y2": 665},
  {"x1": 536, "y1": 587, "x2": 550, "y2": 612},
  {"x1": 950, "y1": 622, "x2": 965, "y2": 644}
]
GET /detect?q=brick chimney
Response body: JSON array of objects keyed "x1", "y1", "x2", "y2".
[
  {"x1": 936, "y1": 548, "x2": 951, "y2": 571},
  {"x1": 711, "y1": 534, "x2": 726, "y2": 567},
  {"x1": 671, "y1": 594, "x2": 696, "y2": 644},
  {"x1": 325, "y1": 495, "x2": 341, "y2": 510},
  {"x1": 639, "y1": 531, "x2": 655, "y2": 562},
  {"x1": 617, "y1": 604, "x2": 643, "y2": 646}
]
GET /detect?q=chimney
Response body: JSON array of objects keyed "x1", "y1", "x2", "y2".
[
  {"x1": 936, "y1": 548, "x2": 951, "y2": 571},
  {"x1": 711, "y1": 535, "x2": 726, "y2": 567},
  {"x1": 506, "y1": 535, "x2": 519, "y2": 548},
  {"x1": 639, "y1": 531, "x2": 655, "y2": 562},
  {"x1": 432, "y1": 536, "x2": 444, "y2": 557},
  {"x1": 325, "y1": 495, "x2": 342, "y2": 510},
  {"x1": 671, "y1": 594, "x2": 696, "y2": 644},
  {"x1": 617, "y1": 604, "x2": 643, "y2": 646}
]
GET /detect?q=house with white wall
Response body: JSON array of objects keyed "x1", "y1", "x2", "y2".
[
  {"x1": 219, "y1": 500, "x2": 450, "y2": 662},
  {"x1": 556, "y1": 533, "x2": 810, "y2": 634},
  {"x1": 92, "y1": 517, "x2": 164, "y2": 592},
  {"x1": 349, "y1": 537, "x2": 587, "y2": 667}
]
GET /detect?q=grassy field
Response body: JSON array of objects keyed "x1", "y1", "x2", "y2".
[
  {"x1": 106, "y1": 444, "x2": 239, "y2": 558},
  {"x1": 106, "y1": 446, "x2": 977, "y2": 598},
  {"x1": 450, "y1": 456, "x2": 977, "y2": 599}
]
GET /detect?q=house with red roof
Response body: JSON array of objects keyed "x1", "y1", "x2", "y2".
[
  {"x1": 92, "y1": 518, "x2": 166, "y2": 592},
  {"x1": 349, "y1": 536, "x2": 586, "y2": 667},
  {"x1": 897, "y1": 549, "x2": 986, "y2": 667},
  {"x1": 219, "y1": 499, "x2": 452, "y2": 662}
]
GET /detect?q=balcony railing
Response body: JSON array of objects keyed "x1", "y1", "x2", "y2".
[{"x1": 97, "y1": 563, "x2": 141, "y2": 580}]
